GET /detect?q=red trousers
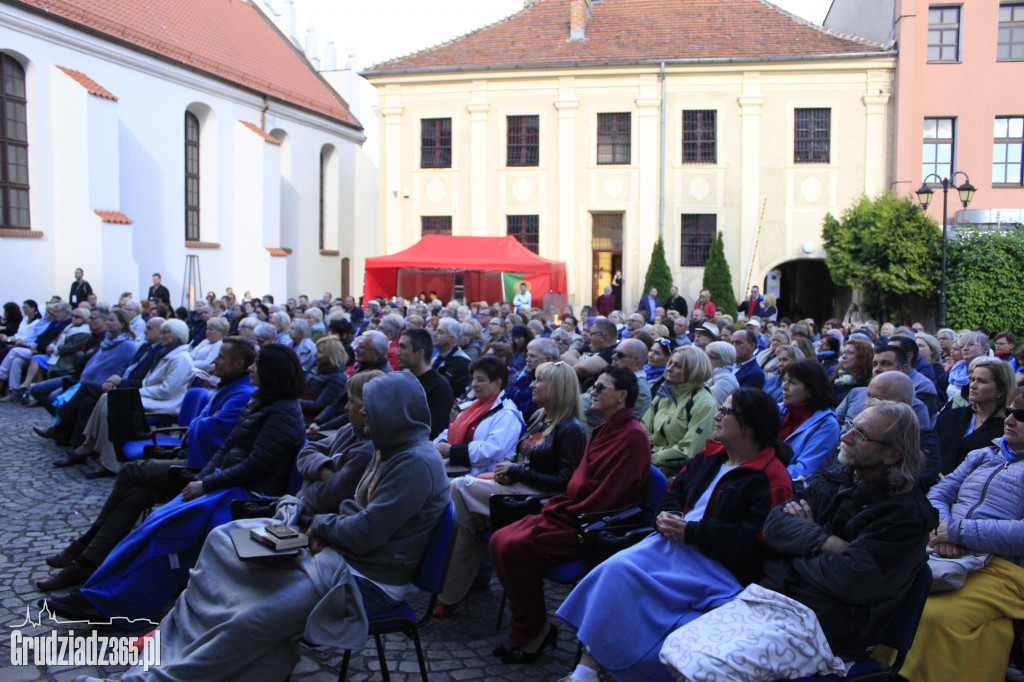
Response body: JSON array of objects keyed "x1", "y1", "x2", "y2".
[{"x1": 490, "y1": 514, "x2": 579, "y2": 647}]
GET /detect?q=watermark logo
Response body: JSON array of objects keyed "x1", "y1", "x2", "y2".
[{"x1": 8, "y1": 602, "x2": 161, "y2": 671}]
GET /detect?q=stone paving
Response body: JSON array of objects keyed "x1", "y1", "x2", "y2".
[{"x1": 0, "y1": 401, "x2": 582, "y2": 681}]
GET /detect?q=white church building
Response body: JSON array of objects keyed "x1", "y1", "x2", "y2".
[{"x1": 0, "y1": 0, "x2": 374, "y2": 307}]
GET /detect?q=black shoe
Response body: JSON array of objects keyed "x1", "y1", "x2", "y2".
[
  {"x1": 54, "y1": 451, "x2": 89, "y2": 468},
  {"x1": 46, "y1": 539, "x2": 86, "y2": 568},
  {"x1": 41, "y1": 591, "x2": 106, "y2": 621},
  {"x1": 497, "y1": 625, "x2": 558, "y2": 664},
  {"x1": 83, "y1": 468, "x2": 115, "y2": 479}
]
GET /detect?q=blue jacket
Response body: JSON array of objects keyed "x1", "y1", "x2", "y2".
[
  {"x1": 185, "y1": 372, "x2": 258, "y2": 468},
  {"x1": 779, "y1": 405, "x2": 840, "y2": 481},
  {"x1": 929, "y1": 444, "x2": 1024, "y2": 568},
  {"x1": 734, "y1": 358, "x2": 765, "y2": 390}
]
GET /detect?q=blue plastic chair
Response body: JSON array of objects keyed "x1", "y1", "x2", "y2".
[
  {"x1": 119, "y1": 387, "x2": 212, "y2": 460},
  {"x1": 338, "y1": 501, "x2": 457, "y2": 681},
  {"x1": 495, "y1": 465, "x2": 669, "y2": 630},
  {"x1": 781, "y1": 564, "x2": 933, "y2": 681}
]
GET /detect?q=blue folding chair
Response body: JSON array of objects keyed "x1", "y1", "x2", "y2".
[
  {"x1": 338, "y1": 501, "x2": 457, "y2": 681},
  {"x1": 782, "y1": 563, "x2": 932, "y2": 681},
  {"x1": 118, "y1": 387, "x2": 212, "y2": 460},
  {"x1": 495, "y1": 465, "x2": 669, "y2": 631}
]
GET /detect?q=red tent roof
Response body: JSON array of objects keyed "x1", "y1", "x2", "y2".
[{"x1": 364, "y1": 235, "x2": 567, "y2": 300}]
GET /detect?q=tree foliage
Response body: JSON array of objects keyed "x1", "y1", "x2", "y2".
[
  {"x1": 946, "y1": 227, "x2": 1024, "y2": 338},
  {"x1": 822, "y1": 192, "x2": 940, "y2": 322},
  {"x1": 643, "y1": 237, "x2": 674, "y2": 305},
  {"x1": 702, "y1": 232, "x2": 738, "y2": 315}
]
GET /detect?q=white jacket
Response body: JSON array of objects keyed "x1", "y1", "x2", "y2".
[
  {"x1": 140, "y1": 344, "x2": 195, "y2": 415},
  {"x1": 434, "y1": 393, "x2": 525, "y2": 476}
]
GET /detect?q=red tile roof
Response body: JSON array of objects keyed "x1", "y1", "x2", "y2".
[
  {"x1": 12, "y1": 0, "x2": 359, "y2": 128},
  {"x1": 366, "y1": 0, "x2": 886, "y2": 74},
  {"x1": 266, "y1": 247, "x2": 292, "y2": 257},
  {"x1": 240, "y1": 120, "x2": 283, "y2": 145},
  {"x1": 94, "y1": 209, "x2": 132, "y2": 224},
  {"x1": 56, "y1": 66, "x2": 118, "y2": 99}
]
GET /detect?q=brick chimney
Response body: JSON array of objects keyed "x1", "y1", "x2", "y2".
[{"x1": 569, "y1": 0, "x2": 591, "y2": 40}]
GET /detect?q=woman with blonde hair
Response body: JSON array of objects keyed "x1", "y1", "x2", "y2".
[
  {"x1": 936, "y1": 356, "x2": 1016, "y2": 474},
  {"x1": 299, "y1": 336, "x2": 348, "y2": 425},
  {"x1": 433, "y1": 361, "x2": 586, "y2": 616},
  {"x1": 643, "y1": 345, "x2": 719, "y2": 478}
]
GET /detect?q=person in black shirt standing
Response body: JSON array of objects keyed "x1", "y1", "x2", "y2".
[
  {"x1": 148, "y1": 273, "x2": 171, "y2": 307},
  {"x1": 399, "y1": 328, "x2": 454, "y2": 439},
  {"x1": 69, "y1": 269, "x2": 92, "y2": 306}
]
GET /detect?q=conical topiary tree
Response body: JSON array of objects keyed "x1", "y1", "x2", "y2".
[
  {"x1": 702, "y1": 232, "x2": 738, "y2": 315},
  {"x1": 642, "y1": 237, "x2": 674, "y2": 307}
]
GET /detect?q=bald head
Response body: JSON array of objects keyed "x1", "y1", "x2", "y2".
[
  {"x1": 866, "y1": 371, "x2": 915, "y2": 406},
  {"x1": 613, "y1": 338, "x2": 648, "y2": 372}
]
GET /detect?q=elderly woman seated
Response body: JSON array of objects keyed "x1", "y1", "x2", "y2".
[
  {"x1": 299, "y1": 336, "x2": 348, "y2": 426},
  {"x1": 490, "y1": 366, "x2": 650, "y2": 665},
  {"x1": 897, "y1": 390, "x2": 1024, "y2": 682},
  {"x1": 557, "y1": 388, "x2": 792, "y2": 680},
  {"x1": 940, "y1": 330, "x2": 991, "y2": 409},
  {"x1": 643, "y1": 345, "x2": 718, "y2": 478},
  {"x1": 269, "y1": 310, "x2": 292, "y2": 346},
  {"x1": 69, "y1": 319, "x2": 195, "y2": 477},
  {"x1": 433, "y1": 361, "x2": 586, "y2": 617},
  {"x1": 704, "y1": 341, "x2": 740, "y2": 406},
  {"x1": 288, "y1": 319, "x2": 317, "y2": 371},
  {"x1": 434, "y1": 356, "x2": 524, "y2": 474},
  {"x1": 190, "y1": 316, "x2": 228, "y2": 371}
]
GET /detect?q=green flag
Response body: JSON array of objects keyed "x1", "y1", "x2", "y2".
[{"x1": 501, "y1": 272, "x2": 526, "y2": 302}]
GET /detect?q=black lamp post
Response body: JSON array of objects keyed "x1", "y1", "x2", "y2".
[{"x1": 915, "y1": 172, "x2": 976, "y2": 327}]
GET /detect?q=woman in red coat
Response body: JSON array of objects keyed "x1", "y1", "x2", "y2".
[{"x1": 490, "y1": 365, "x2": 651, "y2": 664}]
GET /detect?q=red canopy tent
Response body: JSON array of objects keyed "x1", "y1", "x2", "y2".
[{"x1": 363, "y1": 235, "x2": 568, "y2": 303}]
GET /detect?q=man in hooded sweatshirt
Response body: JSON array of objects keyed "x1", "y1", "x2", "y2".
[{"x1": 79, "y1": 371, "x2": 450, "y2": 682}]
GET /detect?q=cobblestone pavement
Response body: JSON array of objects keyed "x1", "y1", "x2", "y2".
[{"x1": 0, "y1": 401, "x2": 581, "y2": 681}]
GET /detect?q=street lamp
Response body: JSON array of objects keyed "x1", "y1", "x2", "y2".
[{"x1": 915, "y1": 171, "x2": 976, "y2": 328}]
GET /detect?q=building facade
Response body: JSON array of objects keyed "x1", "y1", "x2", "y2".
[
  {"x1": 364, "y1": 0, "x2": 895, "y2": 319},
  {"x1": 827, "y1": 0, "x2": 1024, "y2": 229},
  {"x1": 0, "y1": 0, "x2": 371, "y2": 306}
]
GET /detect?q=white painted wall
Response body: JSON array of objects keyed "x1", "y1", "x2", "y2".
[{"x1": 0, "y1": 2, "x2": 369, "y2": 307}]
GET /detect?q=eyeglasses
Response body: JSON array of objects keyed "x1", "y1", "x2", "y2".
[
  {"x1": 848, "y1": 428, "x2": 887, "y2": 446},
  {"x1": 716, "y1": 405, "x2": 738, "y2": 418},
  {"x1": 591, "y1": 382, "x2": 614, "y2": 394},
  {"x1": 1005, "y1": 407, "x2": 1024, "y2": 421}
]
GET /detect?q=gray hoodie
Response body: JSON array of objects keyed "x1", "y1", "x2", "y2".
[{"x1": 310, "y1": 372, "x2": 450, "y2": 585}]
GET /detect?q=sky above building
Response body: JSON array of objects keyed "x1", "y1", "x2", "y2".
[{"x1": 266, "y1": 0, "x2": 832, "y2": 70}]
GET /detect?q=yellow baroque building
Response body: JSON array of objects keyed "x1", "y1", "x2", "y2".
[{"x1": 364, "y1": 0, "x2": 894, "y2": 320}]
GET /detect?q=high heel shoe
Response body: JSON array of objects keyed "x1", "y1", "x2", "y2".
[
  {"x1": 498, "y1": 625, "x2": 558, "y2": 664},
  {"x1": 431, "y1": 597, "x2": 469, "y2": 619}
]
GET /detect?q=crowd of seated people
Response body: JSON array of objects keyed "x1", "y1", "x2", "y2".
[{"x1": 6, "y1": 281, "x2": 1024, "y2": 681}]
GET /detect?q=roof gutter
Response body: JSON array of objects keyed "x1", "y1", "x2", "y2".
[{"x1": 361, "y1": 50, "x2": 897, "y2": 78}]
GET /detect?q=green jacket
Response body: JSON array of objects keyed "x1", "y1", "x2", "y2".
[{"x1": 642, "y1": 382, "x2": 718, "y2": 478}]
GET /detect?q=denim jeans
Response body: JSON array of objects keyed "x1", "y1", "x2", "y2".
[{"x1": 355, "y1": 576, "x2": 402, "y2": 616}]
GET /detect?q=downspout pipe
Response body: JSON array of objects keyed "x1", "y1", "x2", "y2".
[{"x1": 658, "y1": 62, "x2": 666, "y2": 240}]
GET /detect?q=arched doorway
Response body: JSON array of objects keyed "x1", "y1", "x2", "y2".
[{"x1": 766, "y1": 259, "x2": 848, "y2": 324}]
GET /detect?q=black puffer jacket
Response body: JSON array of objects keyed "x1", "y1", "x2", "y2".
[
  {"x1": 197, "y1": 395, "x2": 305, "y2": 496},
  {"x1": 760, "y1": 466, "x2": 936, "y2": 658},
  {"x1": 299, "y1": 365, "x2": 347, "y2": 422},
  {"x1": 505, "y1": 416, "x2": 586, "y2": 492}
]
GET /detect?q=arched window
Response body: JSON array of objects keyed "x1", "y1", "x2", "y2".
[
  {"x1": 1, "y1": 54, "x2": 30, "y2": 229},
  {"x1": 318, "y1": 147, "x2": 326, "y2": 249},
  {"x1": 184, "y1": 111, "x2": 200, "y2": 240}
]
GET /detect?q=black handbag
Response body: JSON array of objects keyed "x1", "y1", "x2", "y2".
[
  {"x1": 489, "y1": 494, "x2": 549, "y2": 531},
  {"x1": 577, "y1": 504, "x2": 656, "y2": 568}
]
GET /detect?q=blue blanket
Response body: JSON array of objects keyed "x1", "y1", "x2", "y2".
[{"x1": 81, "y1": 488, "x2": 249, "y2": 628}]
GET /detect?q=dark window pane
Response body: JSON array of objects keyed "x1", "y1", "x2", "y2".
[
  {"x1": 680, "y1": 214, "x2": 716, "y2": 266},
  {"x1": 507, "y1": 115, "x2": 539, "y2": 167},
  {"x1": 998, "y1": 3, "x2": 1024, "y2": 61},
  {"x1": 185, "y1": 111, "x2": 201, "y2": 241},
  {"x1": 507, "y1": 215, "x2": 539, "y2": 253},
  {"x1": 421, "y1": 118, "x2": 452, "y2": 169},
  {"x1": 682, "y1": 110, "x2": 716, "y2": 163},
  {"x1": 1, "y1": 54, "x2": 30, "y2": 229},
  {"x1": 928, "y1": 5, "x2": 961, "y2": 62},
  {"x1": 421, "y1": 216, "x2": 453, "y2": 235},
  {"x1": 597, "y1": 113, "x2": 630, "y2": 165},
  {"x1": 794, "y1": 108, "x2": 831, "y2": 163}
]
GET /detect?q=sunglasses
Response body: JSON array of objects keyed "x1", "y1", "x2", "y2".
[
  {"x1": 1006, "y1": 407, "x2": 1024, "y2": 421},
  {"x1": 591, "y1": 382, "x2": 616, "y2": 394}
]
